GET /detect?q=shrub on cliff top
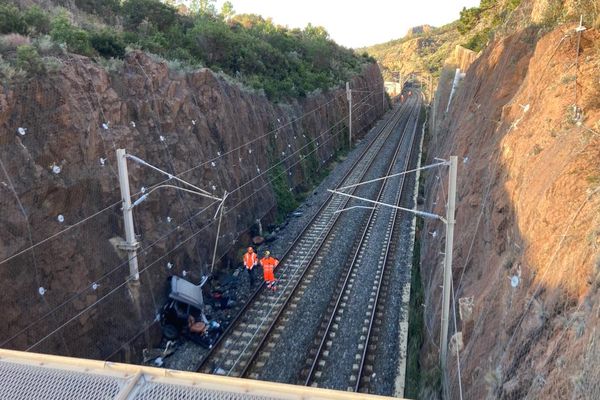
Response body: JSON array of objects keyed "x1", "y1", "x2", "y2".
[
  {"x1": 16, "y1": 44, "x2": 45, "y2": 75},
  {"x1": 3, "y1": 1, "x2": 370, "y2": 100},
  {"x1": 457, "y1": 7, "x2": 483, "y2": 34},
  {"x1": 23, "y1": 6, "x2": 51, "y2": 35},
  {"x1": 50, "y1": 14, "x2": 94, "y2": 56},
  {"x1": 0, "y1": 5, "x2": 27, "y2": 35},
  {"x1": 90, "y1": 30, "x2": 125, "y2": 58}
]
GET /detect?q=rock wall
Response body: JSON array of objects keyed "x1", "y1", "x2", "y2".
[
  {"x1": 0, "y1": 51, "x2": 386, "y2": 361},
  {"x1": 423, "y1": 22, "x2": 600, "y2": 398}
]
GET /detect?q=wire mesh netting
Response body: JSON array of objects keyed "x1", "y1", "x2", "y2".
[
  {"x1": 132, "y1": 382, "x2": 278, "y2": 400},
  {"x1": 0, "y1": 361, "x2": 126, "y2": 400}
]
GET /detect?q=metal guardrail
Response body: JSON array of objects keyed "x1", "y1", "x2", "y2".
[{"x1": 0, "y1": 349, "x2": 400, "y2": 400}]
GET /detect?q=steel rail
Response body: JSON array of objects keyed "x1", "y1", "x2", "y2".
[
  {"x1": 302, "y1": 98, "x2": 421, "y2": 389},
  {"x1": 355, "y1": 99, "x2": 421, "y2": 393},
  {"x1": 196, "y1": 100, "x2": 411, "y2": 374},
  {"x1": 238, "y1": 99, "x2": 416, "y2": 379}
]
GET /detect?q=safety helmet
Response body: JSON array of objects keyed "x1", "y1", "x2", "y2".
[
  {"x1": 247, "y1": 247, "x2": 253, "y2": 252},
  {"x1": 264, "y1": 250, "x2": 270, "y2": 256}
]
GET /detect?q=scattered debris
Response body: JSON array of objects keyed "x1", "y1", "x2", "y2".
[
  {"x1": 130, "y1": 121, "x2": 136, "y2": 128},
  {"x1": 160, "y1": 135, "x2": 165, "y2": 142},
  {"x1": 17, "y1": 127, "x2": 27, "y2": 136},
  {"x1": 143, "y1": 340, "x2": 176, "y2": 364},
  {"x1": 167, "y1": 262, "x2": 173, "y2": 269},
  {"x1": 99, "y1": 158, "x2": 106, "y2": 166},
  {"x1": 102, "y1": 123, "x2": 109, "y2": 130},
  {"x1": 51, "y1": 164, "x2": 61, "y2": 174}
]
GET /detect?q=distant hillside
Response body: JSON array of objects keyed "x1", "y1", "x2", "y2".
[
  {"x1": 358, "y1": 23, "x2": 460, "y2": 81},
  {"x1": 0, "y1": 0, "x2": 374, "y2": 100},
  {"x1": 360, "y1": 0, "x2": 535, "y2": 81}
]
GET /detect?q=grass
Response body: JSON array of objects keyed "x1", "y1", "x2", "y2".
[{"x1": 405, "y1": 216, "x2": 426, "y2": 397}]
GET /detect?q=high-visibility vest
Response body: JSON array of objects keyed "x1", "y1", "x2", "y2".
[
  {"x1": 260, "y1": 257, "x2": 278, "y2": 271},
  {"x1": 261, "y1": 257, "x2": 279, "y2": 282},
  {"x1": 244, "y1": 252, "x2": 258, "y2": 269}
]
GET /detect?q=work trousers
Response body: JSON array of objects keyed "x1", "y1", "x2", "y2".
[{"x1": 246, "y1": 267, "x2": 255, "y2": 286}]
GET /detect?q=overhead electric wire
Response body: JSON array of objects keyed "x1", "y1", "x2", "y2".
[
  {"x1": 136, "y1": 86, "x2": 382, "y2": 198},
  {"x1": 0, "y1": 199, "x2": 122, "y2": 267},
  {"x1": 11, "y1": 102, "x2": 382, "y2": 350},
  {"x1": 0, "y1": 80, "x2": 377, "y2": 278},
  {"x1": 220, "y1": 98, "x2": 413, "y2": 375},
  {"x1": 1, "y1": 198, "x2": 221, "y2": 349},
  {"x1": 226, "y1": 92, "x2": 378, "y2": 198}
]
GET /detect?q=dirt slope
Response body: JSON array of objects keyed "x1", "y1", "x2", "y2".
[{"x1": 422, "y1": 21, "x2": 600, "y2": 399}]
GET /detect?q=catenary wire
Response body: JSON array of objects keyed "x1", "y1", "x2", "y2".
[{"x1": 9, "y1": 102, "x2": 381, "y2": 350}]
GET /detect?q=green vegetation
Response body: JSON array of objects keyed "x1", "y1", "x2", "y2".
[
  {"x1": 457, "y1": 7, "x2": 483, "y2": 35},
  {"x1": 0, "y1": 1, "x2": 370, "y2": 100},
  {"x1": 0, "y1": 5, "x2": 27, "y2": 35},
  {"x1": 268, "y1": 163, "x2": 299, "y2": 222},
  {"x1": 50, "y1": 14, "x2": 94, "y2": 56},
  {"x1": 405, "y1": 216, "x2": 425, "y2": 398},
  {"x1": 16, "y1": 44, "x2": 44, "y2": 75},
  {"x1": 457, "y1": 0, "x2": 523, "y2": 52},
  {"x1": 360, "y1": 22, "x2": 463, "y2": 82}
]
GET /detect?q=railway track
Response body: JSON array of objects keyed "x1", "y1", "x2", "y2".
[
  {"x1": 300, "y1": 97, "x2": 421, "y2": 391},
  {"x1": 196, "y1": 98, "x2": 417, "y2": 376}
]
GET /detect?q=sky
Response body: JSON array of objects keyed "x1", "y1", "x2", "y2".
[{"x1": 214, "y1": 0, "x2": 482, "y2": 48}]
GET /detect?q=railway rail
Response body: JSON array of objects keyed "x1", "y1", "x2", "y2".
[
  {"x1": 300, "y1": 97, "x2": 421, "y2": 391},
  {"x1": 196, "y1": 98, "x2": 418, "y2": 377}
]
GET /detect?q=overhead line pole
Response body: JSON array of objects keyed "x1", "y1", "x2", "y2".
[
  {"x1": 328, "y1": 156, "x2": 459, "y2": 397},
  {"x1": 346, "y1": 82, "x2": 352, "y2": 148},
  {"x1": 116, "y1": 149, "x2": 141, "y2": 281},
  {"x1": 116, "y1": 148, "x2": 225, "y2": 282}
]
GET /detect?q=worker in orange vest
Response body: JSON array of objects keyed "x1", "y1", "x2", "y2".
[
  {"x1": 243, "y1": 247, "x2": 258, "y2": 286},
  {"x1": 260, "y1": 250, "x2": 279, "y2": 291}
]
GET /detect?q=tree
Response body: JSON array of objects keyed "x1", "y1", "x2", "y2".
[
  {"x1": 457, "y1": 6, "x2": 482, "y2": 34},
  {"x1": 0, "y1": 5, "x2": 27, "y2": 35},
  {"x1": 221, "y1": 1, "x2": 234, "y2": 21},
  {"x1": 190, "y1": 0, "x2": 216, "y2": 15},
  {"x1": 23, "y1": 6, "x2": 50, "y2": 35},
  {"x1": 303, "y1": 23, "x2": 329, "y2": 39}
]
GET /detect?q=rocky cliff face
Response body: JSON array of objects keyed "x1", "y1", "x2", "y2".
[
  {"x1": 422, "y1": 20, "x2": 600, "y2": 399},
  {"x1": 0, "y1": 51, "x2": 386, "y2": 361}
]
